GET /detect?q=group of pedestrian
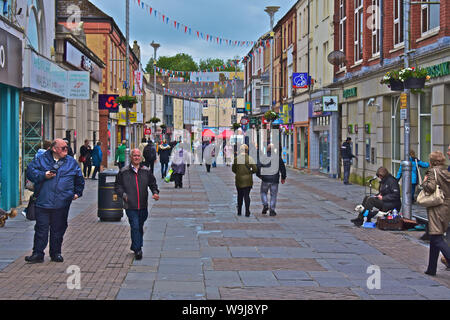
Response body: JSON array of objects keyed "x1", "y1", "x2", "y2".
[
  {"x1": 79, "y1": 139, "x2": 103, "y2": 180},
  {"x1": 231, "y1": 143, "x2": 286, "y2": 217}
]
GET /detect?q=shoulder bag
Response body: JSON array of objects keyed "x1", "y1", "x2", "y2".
[{"x1": 416, "y1": 167, "x2": 445, "y2": 208}]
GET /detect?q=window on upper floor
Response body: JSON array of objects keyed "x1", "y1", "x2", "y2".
[
  {"x1": 421, "y1": 0, "x2": 439, "y2": 35},
  {"x1": 339, "y1": 0, "x2": 346, "y2": 69},
  {"x1": 262, "y1": 86, "x2": 270, "y2": 106},
  {"x1": 394, "y1": 0, "x2": 404, "y2": 46},
  {"x1": 202, "y1": 116, "x2": 208, "y2": 126},
  {"x1": 323, "y1": 0, "x2": 329, "y2": 18},
  {"x1": 371, "y1": 0, "x2": 380, "y2": 56},
  {"x1": 354, "y1": 0, "x2": 363, "y2": 63}
]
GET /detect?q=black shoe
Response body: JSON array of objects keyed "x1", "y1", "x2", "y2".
[
  {"x1": 351, "y1": 218, "x2": 364, "y2": 227},
  {"x1": 25, "y1": 254, "x2": 44, "y2": 264},
  {"x1": 424, "y1": 270, "x2": 436, "y2": 276},
  {"x1": 262, "y1": 206, "x2": 269, "y2": 215},
  {"x1": 245, "y1": 212, "x2": 251, "y2": 217},
  {"x1": 135, "y1": 250, "x2": 143, "y2": 260},
  {"x1": 344, "y1": 182, "x2": 352, "y2": 185},
  {"x1": 269, "y1": 210, "x2": 277, "y2": 216},
  {"x1": 50, "y1": 254, "x2": 64, "y2": 263}
]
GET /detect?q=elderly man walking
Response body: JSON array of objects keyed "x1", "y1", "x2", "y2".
[
  {"x1": 115, "y1": 149, "x2": 160, "y2": 260},
  {"x1": 25, "y1": 139, "x2": 85, "y2": 263}
]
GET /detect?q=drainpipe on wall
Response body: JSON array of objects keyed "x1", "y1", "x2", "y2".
[{"x1": 380, "y1": 0, "x2": 384, "y2": 66}]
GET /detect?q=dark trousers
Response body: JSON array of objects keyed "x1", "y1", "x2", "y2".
[
  {"x1": 343, "y1": 159, "x2": 351, "y2": 183},
  {"x1": 143, "y1": 162, "x2": 154, "y2": 175},
  {"x1": 83, "y1": 162, "x2": 92, "y2": 178},
  {"x1": 118, "y1": 161, "x2": 125, "y2": 169},
  {"x1": 206, "y1": 164, "x2": 211, "y2": 172},
  {"x1": 161, "y1": 161, "x2": 169, "y2": 178},
  {"x1": 237, "y1": 187, "x2": 251, "y2": 215},
  {"x1": 32, "y1": 206, "x2": 70, "y2": 257},
  {"x1": 92, "y1": 166, "x2": 100, "y2": 179},
  {"x1": 361, "y1": 196, "x2": 385, "y2": 221},
  {"x1": 173, "y1": 173, "x2": 183, "y2": 188},
  {"x1": 125, "y1": 209, "x2": 148, "y2": 252},
  {"x1": 427, "y1": 234, "x2": 450, "y2": 273}
]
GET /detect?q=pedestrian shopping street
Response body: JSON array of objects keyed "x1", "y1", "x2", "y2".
[{"x1": 0, "y1": 164, "x2": 449, "y2": 300}]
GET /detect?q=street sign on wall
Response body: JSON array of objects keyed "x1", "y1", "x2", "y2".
[
  {"x1": 322, "y1": 96, "x2": 338, "y2": 112},
  {"x1": 292, "y1": 73, "x2": 308, "y2": 89}
]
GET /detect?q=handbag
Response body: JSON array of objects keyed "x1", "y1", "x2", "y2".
[
  {"x1": 26, "y1": 193, "x2": 38, "y2": 221},
  {"x1": 78, "y1": 155, "x2": 86, "y2": 163},
  {"x1": 416, "y1": 168, "x2": 445, "y2": 208}
]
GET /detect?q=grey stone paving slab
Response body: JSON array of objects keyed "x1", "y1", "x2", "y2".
[
  {"x1": 157, "y1": 273, "x2": 204, "y2": 282},
  {"x1": 278, "y1": 280, "x2": 319, "y2": 287},
  {"x1": 116, "y1": 288, "x2": 152, "y2": 300},
  {"x1": 371, "y1": 294, "x2": 427, "y2": 300},
  {"x1": 121, "y1": 280, "x2": 155, "y2": 290},
  {"x1": 408, "y1": 286, "x2": 450, "y2": 299},
  {"x1": 132, "y1": 257, "x2": 160, "y2": 266},
  {"x1": 273, "y1": 271, "x2": 311, "y2": 281},
  {"x1": 205, "y1": 286, "x2": 221, "y2": 299},
  {"x1": 229, "y1": 247, "x2": 261, "y2": 258},
  {"x1": 238, "y1": 271, "x2": 279, "y2": 287},
  {"x1": 125, "y1": 272, "x2": 157, "y2": 281},
  {"x1": 204, "y1": 271, "x2": 241, "y2": 281},
  {"x1": 160, "y1": 250, "x2": 201, "y2": 258},
  {"x1": 200, "y1": 247, "x2": 231, "y2": 258},
  {"x1": 153, "y1": 281, "x2": 205, "y2": 293},
  {"x1": 314, "y1": 277, "x2": 354, "y2": 287}
]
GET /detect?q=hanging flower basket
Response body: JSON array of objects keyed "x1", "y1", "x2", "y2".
[
  {"x1": 148, "y1": 117, "x2": 161, "y2": 124},
  {"x1": 399, "y1": 67, "x2": 430, "y2": 89},
  {"x1": 159, "y1": 124, "x2": 167, "y2": 129},
  {"x1": 404, "y1": 77, "x2": 426, "y2": 89},
  {"x1": 115, "y1": 95, "x2": 138, "y2": 108},
  {"x1": 264, "y1": 111, "x2": 279, "y2": 121},
  {"x1": 231, "y1": 123, "x2": 241, "y2": 131},
  {"x1": 389, "y1": 79, "x2": 404, "y2": 91}
]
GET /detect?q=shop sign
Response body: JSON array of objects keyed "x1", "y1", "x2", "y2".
[
  {"x1": 426, "y1": 61, "x2": 450, "y2": 79},
  {"x1": 292, "y1": 73, "x2": 309, "y2": 89},
  {"x1": 28, "y1": 50, "x2": 90, "y2": 99},
  {"x1": 322, "y1": 96, "x2": 338, "y2": 112},
  {"x1": 309, "y1": 99, "x2": 331, "y2": 118},
  {"x1": 67, "y1": 71, "x2": 90, "y2": 99},
  {"x1": 118, "y1": 111, "x2": 137, "y2": 126},
  {"x1": 65, "y1": 41, "x2": 102, "y2": 82},
  {"x1": 0, "y1": 28, "x2": 22, "y2": 88},
  {"x1": 343, "y1": 87, "x2": 357, "y2": 99},
  {"x1": 99, "y1": 94, "x2": 119, "y2": 112}
]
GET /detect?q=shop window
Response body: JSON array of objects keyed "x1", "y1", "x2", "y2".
[
  {"x1": 421, "y1": 0, "x2": 439, "y2": 35},
  {"x1": 391, "y1": 96, "x2": 401, "y2": 175},
  {"x1": 419, "y1": 90, "x2": 431, "y2": 162}
]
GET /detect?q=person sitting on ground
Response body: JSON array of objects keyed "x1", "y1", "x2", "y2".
[{"x1": 351, "y1": 167, "x2": 401, "y2": 227}]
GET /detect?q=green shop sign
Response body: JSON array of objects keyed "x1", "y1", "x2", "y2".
[
  {"x1": 426, "y1": 61, "x2": 450, "y2": 79},
  {"x1": 343, "y1": 87, "x2": 357, "y2": 99}
]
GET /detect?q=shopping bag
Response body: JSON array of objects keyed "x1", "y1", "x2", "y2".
[{"x1": 164, "y1": 168, "x2": 173, "y2": 183}]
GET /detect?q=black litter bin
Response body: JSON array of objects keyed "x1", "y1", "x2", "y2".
[{"x1": 98, "y1": 169, "x2": 123, "y2": 222}]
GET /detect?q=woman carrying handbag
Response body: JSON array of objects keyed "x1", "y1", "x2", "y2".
[{"x1": 419, "y1": 151, "x2": 450, "y2": 276}]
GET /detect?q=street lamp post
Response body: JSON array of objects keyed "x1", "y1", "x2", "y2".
[
  {"x1": 125, "y1": 0, "x2": 130, "y2": 166},
  {"x1": 265, "y1": 6, "x2": 279, "y2": 112},
  {"x1": 151, "y1": 41, "x2": 160, "y2": 143}
]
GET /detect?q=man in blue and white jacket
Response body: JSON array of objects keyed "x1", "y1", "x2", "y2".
[{"x1": 25, "y1": 139, "x2": 85, "y2": 263}]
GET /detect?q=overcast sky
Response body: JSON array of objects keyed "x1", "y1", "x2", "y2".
[{"x1": 89, "y1": 0, "x2": 298, "y2": 69}]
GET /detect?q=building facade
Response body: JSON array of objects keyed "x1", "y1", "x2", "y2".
[{"x1": 333, "y1": 0, "x2": 450, "y2": 184}]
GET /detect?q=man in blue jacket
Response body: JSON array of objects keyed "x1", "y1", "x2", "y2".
[{"x1": 25, "y1": 139, "x2": 85, "y2": 263}]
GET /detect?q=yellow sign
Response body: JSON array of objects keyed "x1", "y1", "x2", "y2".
[
  {"x1": 118, "y1": 111, "x2": 137, "y2": 126},
  {"x1": 400, "y1": 93, "x2": 407, "y2": 109}
]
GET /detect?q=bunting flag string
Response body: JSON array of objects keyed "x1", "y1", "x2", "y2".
[
  {"x1": 163, "y1": 80, "x2": 234, "y2": 98},
  {"x1": 240, "y1": 38, "x2": 273, "y2": 64},
  {"x1": 154, "y1": 60, "x2": 238, "y2": 78},
  {"x1": 133, "y1": 0, "x2": 258, "y2": 47}
]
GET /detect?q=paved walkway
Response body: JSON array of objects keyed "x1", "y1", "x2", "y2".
[{"x1": 0, "y1": 164, "x2": 449, "y2": 300}]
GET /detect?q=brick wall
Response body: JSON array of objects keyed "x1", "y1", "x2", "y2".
[{"x1": 335, "y1": 0, "x2": 449, "y2": 80}]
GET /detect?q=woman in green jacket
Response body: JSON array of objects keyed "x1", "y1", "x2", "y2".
[{"x1": 232, "y1": 144, "x2": 258, "y2": 217}]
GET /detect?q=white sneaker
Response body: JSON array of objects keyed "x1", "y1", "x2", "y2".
[{"x1": 21, "y1": 210, "x2": 27, "y2": 218}]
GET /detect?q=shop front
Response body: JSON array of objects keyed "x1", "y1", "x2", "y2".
[
  {"x1": 0, "y1": 26, "x2": 22, "y2": 210},
  {"x1": 293, "y1": 97, "x2": 309, "y2": 170},
  {"x1": 279, "y1": 103, "x2": 294, "y2": 166},
  {"x1": 308, "y1": 94, "x2": 340, "y2": 178}
]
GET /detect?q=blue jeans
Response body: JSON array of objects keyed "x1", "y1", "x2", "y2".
[
  {"x1": 260, "y1": 182, "x2": 279, "y2": 210},
  {"x1": 33, "y1": 206, "x2": 70, "y2": 257},
  {"x1": 161, "y1": 162, "x2": 169, "y2": 178},
  {"x1": 125, "y1": 209, "x2": 148, "y2": 252}
]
